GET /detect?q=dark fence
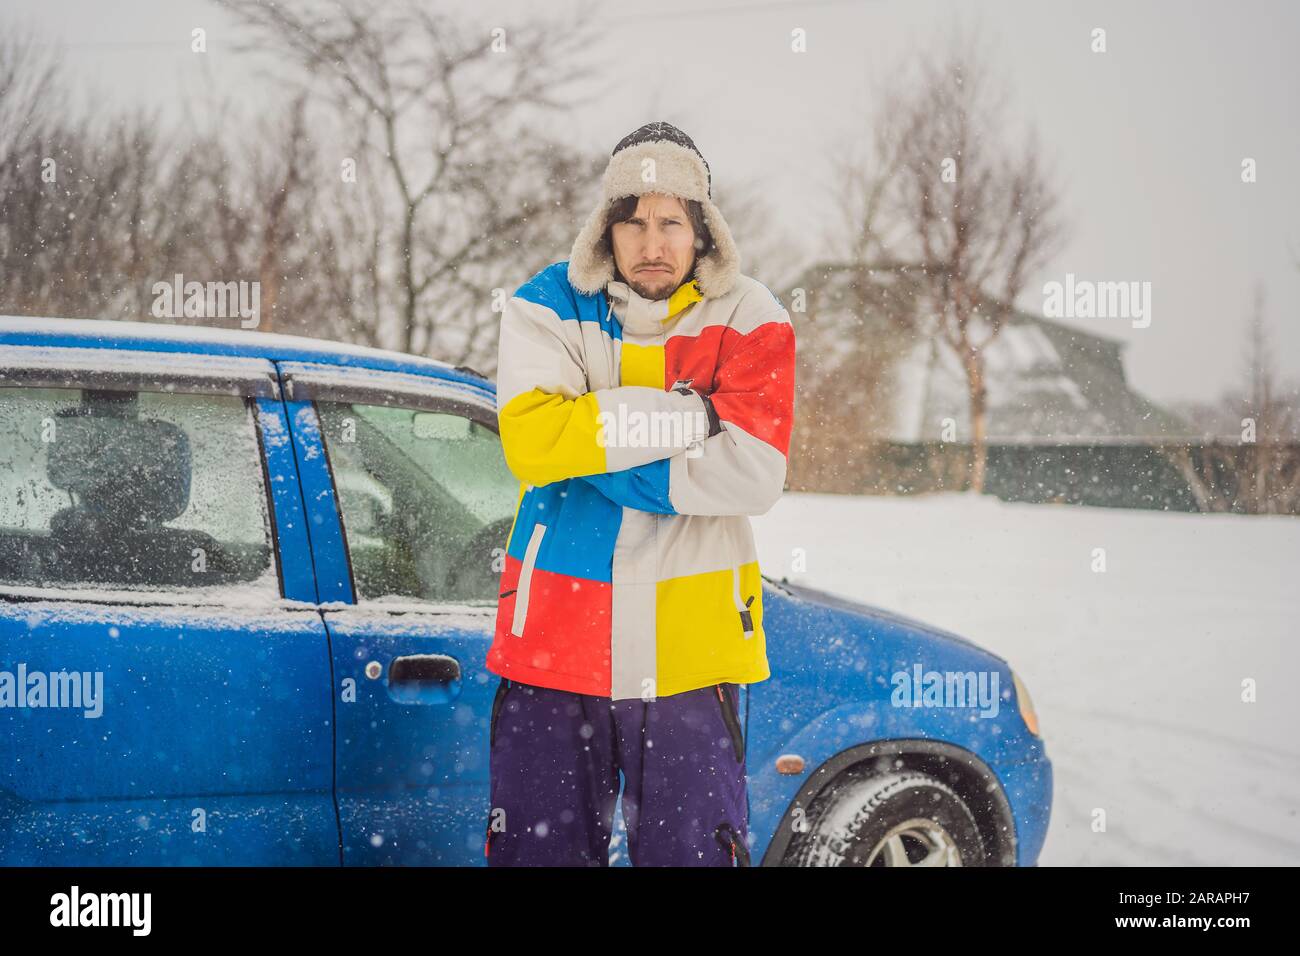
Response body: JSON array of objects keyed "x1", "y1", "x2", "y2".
[{"x1": 843, "y1": 441, "x2": 1300, "y2": 514}]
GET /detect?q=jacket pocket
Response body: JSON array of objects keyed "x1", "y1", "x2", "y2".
[
  {"x1": 510, "y1": 522, "x2": 547, "y2": 637},
  {"x1": 489, "y1": 677, "x2": 510, "y2": 749},
  {"x1": 714, "y1": 683, "x2": 745, "y2": 763}
]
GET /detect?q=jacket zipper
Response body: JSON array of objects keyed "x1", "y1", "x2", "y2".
[
  {"x1": 715, "y1": 683, "x2": 745, "y2": 763},
  {"x1": 714, "y1": 822, "x2": 751, "y2": 867},
  {"x1": 490, "y1": 677, "x2": 510, "y2": 749},
  {"x1": 510, "y1": 522, "x2": 547, "y2": 637}
]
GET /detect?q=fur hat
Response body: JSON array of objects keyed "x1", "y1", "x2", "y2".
[{"x1": 567, "y1": 121, "x2": 740, "y2": 299}]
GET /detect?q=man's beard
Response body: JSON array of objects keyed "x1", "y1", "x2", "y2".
[
  {"x1": 621, "y1": 268, "x2": 683, "y2": 301},
  {"x1": 629, "y1": 276, "x2": 673, "y2": 300}
]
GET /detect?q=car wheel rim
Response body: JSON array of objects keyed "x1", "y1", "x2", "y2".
[{"x1": 862, "y1": 817, "x2": 962, "y2": 867}]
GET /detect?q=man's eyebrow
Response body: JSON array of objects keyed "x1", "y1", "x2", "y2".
[{"x1": 624, "y1": 213, "x2": 683, "y2": 224}]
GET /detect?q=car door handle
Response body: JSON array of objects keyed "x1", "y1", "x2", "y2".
[{"x1": 388, "y1": 654, "x2": 461, "y2": 686}]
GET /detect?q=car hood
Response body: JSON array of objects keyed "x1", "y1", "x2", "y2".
[{"x1": 761, "y1": 574, "x2": 1007, "y2": 664}]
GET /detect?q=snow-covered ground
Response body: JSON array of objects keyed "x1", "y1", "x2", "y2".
[{"x1": 753, "y1": 490, "x2": 1300, "y2": 865}]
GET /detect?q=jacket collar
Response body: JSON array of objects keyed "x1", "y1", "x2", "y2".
[{"x1": 605, "y1": 277, "x2": 704, "y2": 336}]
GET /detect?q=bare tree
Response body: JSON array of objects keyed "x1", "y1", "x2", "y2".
[
  {"x1": 0, "y1": 29, "x2": 327, "y2": 330},
  {"x1": 216, "y1": 0, "x2": 605, "y2": 365},
  {"x1": 829, "y1": 30, "x2": 1067, "y2": 493},
  {"x1": 1164, "y1": 280, "x2": 1300, "y2": 512},
  {"x1": 1169, "y1": 282, "x2": 1300, "y2": 514},
  {"x1": 710, "y1": 178, "x2": 805, "y2": 296},
  {"x1": 0, "y1": 28, "x2": 62, "y2": 171},
  {"x1": 783, "y1": 255, "x2": 927, "y2": 493},
  {"x1": 0, "y1": 32, "x2": 169, "y2": 320}
]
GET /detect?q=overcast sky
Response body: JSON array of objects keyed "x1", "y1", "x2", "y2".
[{"x1": 8, "y1": 0, "x2": 1299, "y2": 406}]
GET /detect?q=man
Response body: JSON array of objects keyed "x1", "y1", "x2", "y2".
[{"x1": 484, "y1": 121, "x2": 796, "y2": 866}]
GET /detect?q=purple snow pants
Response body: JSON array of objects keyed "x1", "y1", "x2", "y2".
[{"x1": 485, "y1": 677, "x2": 751, "y2": 867}]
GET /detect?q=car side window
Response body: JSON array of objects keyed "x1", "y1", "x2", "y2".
[
  {"x1": 0, "y1": 385, "x2": 278, "y2": 598},
  {"x1": 314, "y1": 401, "x2": 517, "y2": 605}
]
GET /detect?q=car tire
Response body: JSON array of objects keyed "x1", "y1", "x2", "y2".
[{"x1": 786, "y1": 768, "x2": 987, "y2": 867}]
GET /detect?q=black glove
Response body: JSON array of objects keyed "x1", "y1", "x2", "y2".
[{"x1": 673, "y1": 386, "x2": 723, "y2": 439}]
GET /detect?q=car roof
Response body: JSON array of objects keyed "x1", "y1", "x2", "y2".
[{"x1": 0, "y1": 315, "x2": 495, "y2": 396}]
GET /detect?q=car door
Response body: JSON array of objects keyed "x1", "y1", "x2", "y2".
[
  {"x1": 277, "y1": 361, "x2": 515, "y2": 865},
  {"x1": 0, "y1": 346, "x2": 338, "y2": 865}
]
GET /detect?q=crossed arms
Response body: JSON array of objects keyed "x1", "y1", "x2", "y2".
[{"x1": 496, "y1": 292, "x2": 796, "y2": 517}]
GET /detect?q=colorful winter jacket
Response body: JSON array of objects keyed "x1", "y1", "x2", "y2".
[{"x1": 486, "y1": 260, "x2": 796, "y2": 700}]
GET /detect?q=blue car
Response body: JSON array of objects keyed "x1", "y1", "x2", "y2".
[{"x1": 0, "y1": 316, "x2": 1052, "y2": 867}]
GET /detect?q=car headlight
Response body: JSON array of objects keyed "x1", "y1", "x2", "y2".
[{"x1": 1012, "y1": 671, "x2": 1040, "y2": 737}]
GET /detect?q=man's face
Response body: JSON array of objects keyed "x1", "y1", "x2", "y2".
[{"x1": 610, "y1": 193, "x2": 697, "y2": 301}]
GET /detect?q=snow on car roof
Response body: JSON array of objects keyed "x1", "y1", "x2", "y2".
[
  {"x1": 0, "y1": 343, "x2": 277, "y2": 381},
  {"x1": 279, "y1": 361, "x2": 499, "y2": 416},
  {"x1": 0, "y1": 314, "x2": 495, "y2": 395}
]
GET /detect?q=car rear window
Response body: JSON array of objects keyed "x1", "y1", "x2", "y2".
[{"x1": 0, "y1": 385, "x2": 278, "y2": 599}]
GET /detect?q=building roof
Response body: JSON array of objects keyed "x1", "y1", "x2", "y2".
[{"x1": 797, "y1": 262, "x2": 1198, "y2": 443}]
